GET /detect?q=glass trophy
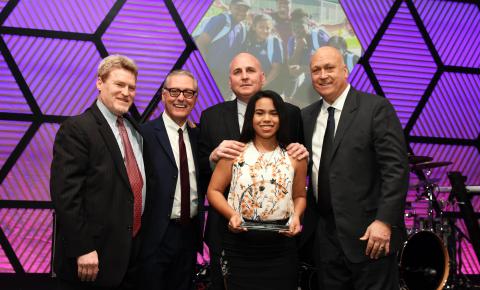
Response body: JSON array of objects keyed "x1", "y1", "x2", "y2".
[{"x1": 241, "y1": 218, "x2": 290, "y2": 232}]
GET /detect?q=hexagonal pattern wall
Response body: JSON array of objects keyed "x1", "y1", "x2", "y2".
[{"x1": 0, "y1": 0, "x2": 479, "y2": 277}]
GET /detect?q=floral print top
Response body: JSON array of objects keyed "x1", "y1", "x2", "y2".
[{"x1": 227, "y1": 142, "x2": 294, "y2": 221}]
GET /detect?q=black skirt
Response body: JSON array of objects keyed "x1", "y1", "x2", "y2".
[{"x1": 221, "y1": 229, "x2": 298, "y2": 290}]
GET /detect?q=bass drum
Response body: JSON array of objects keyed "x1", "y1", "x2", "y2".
[{"x1": 399, "y1": 231, "x2": 449, "y2": 290}]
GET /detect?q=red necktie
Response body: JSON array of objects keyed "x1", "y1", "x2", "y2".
[
  {"x1": 117, "y1": 117, "x2": 143, "y2": 236},
  {"x1": 178, "y1": 128, "x2": 190, "y2": 224}
]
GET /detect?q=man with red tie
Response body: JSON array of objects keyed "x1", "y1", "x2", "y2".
[
  {"x1": 51, "y1": 55, "x2": 149, "y2": 289},
  {"x1": 139, "y1": 70, "x2": 204, "y2": 290}
]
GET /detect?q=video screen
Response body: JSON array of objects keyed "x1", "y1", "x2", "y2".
[{"x1": 193, "y1": 0, "x2": 361, "y2": 108}]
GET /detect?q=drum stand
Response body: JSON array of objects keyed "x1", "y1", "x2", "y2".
[
  {"x1": 400, "y1": 163, "x2": 451, "y2": 290},
  {"x1": 443, "y1": 218, "x2": 477, "y2": 289},
  {"x1": 417, "y1": 170, "x2": 474, "y2": 289},
  {"x1": 401, "y1": 155, "x2": 480, "y2": 289}
]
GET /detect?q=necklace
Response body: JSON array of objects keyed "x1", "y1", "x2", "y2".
[
  {"x1": 253, "y1": 139, "x2": 277, "y2": 153},
  {"x1": 253, "y1": 143, "x2": 278, "y2": 192}
]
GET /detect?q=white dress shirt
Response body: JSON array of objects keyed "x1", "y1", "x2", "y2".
[
  {"x1": 162, "y1": 112, "x2": 198, "y2": 218},
  {"x1": 97, "y1": 99, "x2": 146, "y2": 212},
  {"x1": 311, "y1": 84, "x2": 350, "y2": 201},
  {"x1": 237, "y1": 98, "x2": 247, "y2": 131}
]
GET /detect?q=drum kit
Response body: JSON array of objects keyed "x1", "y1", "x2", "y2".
[
  {"x1": 196, "y1": 154, "x2": 477, "y2": 290},
  {"x1": 399, "y1": 154, "x2": 458, "y2": 290}
]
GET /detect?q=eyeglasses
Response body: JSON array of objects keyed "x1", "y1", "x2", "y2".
[{"x1": 164, "y1": 87, "x2": 197, "y2": 99}]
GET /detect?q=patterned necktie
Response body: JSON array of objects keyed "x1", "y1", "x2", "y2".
[
  {"x1": 317, "y1": 107, "x2": 335, "y2": 215},
  {"x1": 178, "y1": 128, "x2": 190, "y2": 224},
  {"x1": 117, "y1": 117, "x2": 143, "y2": 236}
]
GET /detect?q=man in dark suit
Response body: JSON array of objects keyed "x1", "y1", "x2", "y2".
[
  {"x1": 50, "y1": 55, "x2": 147, "y2": 289},
  {"x1": 139, "y1": 70, "x2": 203, "y2": 290},
  {"x1": 199, "y1": 52, "x2": 307, "y2": 290},
  {"x1": 301, "y1": 46, "x2": 409, "y2": 289}
]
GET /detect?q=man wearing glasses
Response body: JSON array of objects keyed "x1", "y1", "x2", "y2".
[{"x1": 139, "y1": 70, "x2": 204, "y2": 290}]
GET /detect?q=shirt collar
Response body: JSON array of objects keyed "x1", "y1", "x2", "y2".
[
  {"x1": 162, "y1": 111, "x2": 187, "y2": 132},
  {"x1": 237, "y1": 98, "x2": 247, "y2": 116},
  {"x1": 96, "y1": 98, "x2": 119, "y2": 127},
  {"x1": 322, "y1": 84, "x2": 350, "y2": 112}
]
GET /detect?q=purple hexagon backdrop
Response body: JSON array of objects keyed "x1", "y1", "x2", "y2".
[{"x1": 0, "y1": 0, "x2": 479, "y2": 279}]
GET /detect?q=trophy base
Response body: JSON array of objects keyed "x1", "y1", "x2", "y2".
[{"x1": 241, "y1": 220, "x2": 289, "y2": 232}]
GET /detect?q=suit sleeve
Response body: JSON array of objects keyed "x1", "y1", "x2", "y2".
[
  {"x1": 372, "y1": 98, "x2": 409, "y2": 226},
  {"x1": 50, "y1": 120, "x2": 96, "y2": 258},
  {"x1": 287, "y1": 104, "x2": 305, "y2": 145},
  {"x1": 198, "y1": 111, "x2": 214, "y2": 195}
]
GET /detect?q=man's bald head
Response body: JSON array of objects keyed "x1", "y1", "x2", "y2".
[
  {"x1": 229, "y1": 53, "x2": 266, "y2": 103},
  {"x1": 229, "y1": 52, "x2": 264, "y2": 73},
  {"x1": 310, "y1": 46, "x2": 349, "y2": 104}
]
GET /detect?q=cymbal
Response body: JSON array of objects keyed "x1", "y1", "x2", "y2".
[
  {"x1": 408, "y1": 178, "x2": 441, "y2": 189},
  {"x1": 411, "y1": 161, "x2": 452, "y2": 170},
  {"x1": 408, "y1": 154, "x2": 433, "y2": 164}
]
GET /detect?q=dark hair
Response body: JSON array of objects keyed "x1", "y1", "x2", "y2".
[
  {"x1": 239, "y1": 90, "x2": 289, "y2": 147},
  {"x1": 291, "y1": 8, "x2": 308, "y2": 23},
  {"x1": 327, "y1": 36, "x2": 347, "y2": 52},
  {"x1": 247, "y1": 13, "x2": 275, "y2": 42}
]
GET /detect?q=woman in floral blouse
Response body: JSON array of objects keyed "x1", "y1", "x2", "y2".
[{"x1": 207, "y1": 90, "x2": 307, "y2": 290}]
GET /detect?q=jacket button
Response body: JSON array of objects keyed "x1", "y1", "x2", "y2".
[
  {"x1": 170, "y1": 194, "x2": 174, "y2": 199},
  {"x1": 173, "y1": 175, "x2": 177, "y2": 179},
  {"x1": 127, "y1": 225, "x2": 132, "y2": 230}
]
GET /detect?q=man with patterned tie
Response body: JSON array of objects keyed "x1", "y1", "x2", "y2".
[
  {"x1": 301, "y1": 46, "x2": 409, "y2": 289},
  {"x1": 139, "y1": 70, "x2": 204, "y2": 290},
  {"x1": 50, "y1": 54, "x2": 149, "y2": 290}
]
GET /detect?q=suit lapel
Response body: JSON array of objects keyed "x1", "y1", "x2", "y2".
[
  {"x1": 154, "y1": 114, "x2": 176, "y2": 167},
  {"x1": 304, "y1": 100, "x2": 322, "y2": 153},
  {"x1": 330, "y1": 88, "x2": 359, "y2": 161},
  {"x1": 90, "y1": 103, "x2": 131, "y2": 189},
  {"x1": 224, "y1": 100, "x2": 241, "y2": 139}
]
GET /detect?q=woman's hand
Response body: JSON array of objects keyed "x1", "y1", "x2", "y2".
[
  {"x1": 228, "y1": 213, "x2": 247, "y2": 233},
  {"x1": 280, "y1": 215, "x2": 302, "y2": 237}
]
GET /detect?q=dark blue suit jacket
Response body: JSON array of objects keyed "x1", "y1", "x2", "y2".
[{"x1": 140, "y1": 114, "x2": 204, "y2": 259}]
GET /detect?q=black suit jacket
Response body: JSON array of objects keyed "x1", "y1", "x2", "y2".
[
  {"x1": 199, "y1": 98, "x2": 304, "y2": 254},
  {"x1": 140, "y1": 114, "x2": 204, "y2": 259},
  {"x1": 50, "y1": 103, "x2": 151, "y2": 287},
  {"x1": 301, "y1": 88, "x2": 409, "y2": 263}
]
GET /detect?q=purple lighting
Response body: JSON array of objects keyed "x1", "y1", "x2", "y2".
[
  {"x1": 0, "y1": 1, "x2": 7, "y2": 12},
  {"x1": 102, "y1": 0, "x2": 186, "y2": 115},
  {"x1": 0, "y1": 245, "x2": 14, "y2": 273},
  {"x1": 0, "y1": 120, "x2": 31, "y2": 170},
  {"x1": 348, "y1": 64, "x2": 376, "y2": 95},
  {"x1": 411, "y1": 72, "x2": 480, "y2": 139},
  {"x1": 0, "y1": 209, "x2": 52, "y2": 273},
  {"x1": 3, "y1": 0, "x2": 115, "y2": 33},
  {"x1": 411, "y1": 143, "x2": 480, "y2": 187},
  {"x1": 340, "y1": 0, "x2": 396, "y2": 50},
  {"x1": 0, "y1": 0, "x2": 479, "y2": 277},
  {"x1": 4, "y1": 35, "x2": 101, "y2": 116},
  {"x1": 370, "y1": 2, "x2": 437, "y2": 127},
  {"x1": 0, "y1": 52, "x2": 31, "y2": 114},
  {"x1": 413, "y1": 0, "x2": 480, "y2": 68},
  {"x1": 172, "y1": 0, "x2": 212, "y2": 34},
  {"x1": 0, "y1": 123, "x2": 59, "y2": 201}
]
